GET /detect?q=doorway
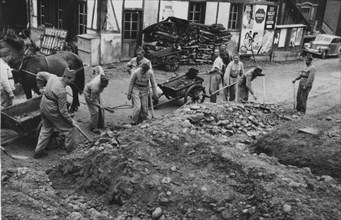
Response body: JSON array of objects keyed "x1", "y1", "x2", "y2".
[{"x1": 121, "y1": 10, "x2": 142, "y2": 60}]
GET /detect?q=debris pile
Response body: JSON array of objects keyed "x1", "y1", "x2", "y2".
[
  {"x1": 180, "y1": 102, "x2": 293, "y2": 139},
  {"x1": 143, "y1": 17, "x2": 231, "y2": 65},
  {"x1": 46, "y1": 102, "x2": 341, "y2": 219}
]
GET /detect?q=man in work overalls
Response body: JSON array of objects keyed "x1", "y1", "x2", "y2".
[
  {"x1": 34, "y1": 68, "x2": 77, "y2": 158},
  {"x1": 127, "y1": 63, "x2": 158, "y2": 125}
]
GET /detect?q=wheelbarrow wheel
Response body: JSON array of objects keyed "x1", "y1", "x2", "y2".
[
  {"x1": 165, "y1": 56, "x2": 180, "y2": 72},
  {"x1": 184, "y1": 85, "x2": 206, "y2": 104}
]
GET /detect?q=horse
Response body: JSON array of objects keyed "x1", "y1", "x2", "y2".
[
  {"x1": 1, "y1": 38, "x2": 85, "y2": 112},
  {"x1": 15, "y1": 51, "x2": 85, "y2": 112}
]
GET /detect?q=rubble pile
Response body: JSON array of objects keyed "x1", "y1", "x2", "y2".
[
  {"x1": 46, "y1": 102, "x2": 341, "y2": 219},
  {"x1": 143, "y1": 17, "x2": 231, "y2": 65}
]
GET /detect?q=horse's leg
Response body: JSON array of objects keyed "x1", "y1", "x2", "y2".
[
  {"x1": 70, "y1": 85, "x2": 80, "y2": 112},
  {"x1": 22, "y1": 84, "x2": 33, "y2": 99}
]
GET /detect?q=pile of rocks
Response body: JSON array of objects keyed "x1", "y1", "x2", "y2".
[{"x1": 178, "y1": 102, "x2": 295, "y2": 140}]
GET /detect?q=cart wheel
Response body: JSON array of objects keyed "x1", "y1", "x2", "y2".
[
  {"x1": 184, "y1": 85, "x2": 206, "y2": 104},
  {"x1": 165, "y1": 56, "x2": 180, "y2": 72}
]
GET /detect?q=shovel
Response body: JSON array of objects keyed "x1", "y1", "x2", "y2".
[
  {"x1": 1, "y1": 146, "x2": 29, "y2": 160},
  {"x1": 72, "y1": 121, "x2": 92, "y2": 142}
]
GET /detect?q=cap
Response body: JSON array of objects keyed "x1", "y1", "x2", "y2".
[
  {"x1": 63, "y1": 68, "x2": 76, "y2": 78},
  {"x1": 0, "y1": 48, "x2": 12, "y2": 57}
]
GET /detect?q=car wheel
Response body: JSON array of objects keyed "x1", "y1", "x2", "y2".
[
  {"x1": 321, "y1": 51, "x2": 327, "y2": 59},
  {"x1": 338, "y1": 48, "x2": 341, "y2": 58}
]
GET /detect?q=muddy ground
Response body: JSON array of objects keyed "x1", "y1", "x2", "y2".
[{"x1": 1, "y1": 57, "x2": 341, "y2": 219}]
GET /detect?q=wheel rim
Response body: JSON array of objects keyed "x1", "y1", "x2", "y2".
[
  {"x1": 165, "y1": 56, "x2": 180, "y2": 71},
  {"x1": 185, "y1": 85, "x2": 206, "y2": 104}
]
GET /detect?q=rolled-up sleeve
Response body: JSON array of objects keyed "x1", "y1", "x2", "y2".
[{"x1": 128, "y1": 70, "x2": 137, "y2": 96}]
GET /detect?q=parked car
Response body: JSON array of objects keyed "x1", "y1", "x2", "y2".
[{"x1": 303, "y1": 34, "x2": 341, "y2": 59}]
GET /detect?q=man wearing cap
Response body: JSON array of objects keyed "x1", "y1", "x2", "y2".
[
  {"x1": 34, "y1": 68, "x2": 77, "y2": 158},
  {"x1": 292, "y1": 56, "x2": 316, "y2": 113},
  {"x1": 84, "y1": 74, "x2": 109, "y2": 133},
  {"x1": 237, "y1": 66, "x2": 264, "y2": 102},
  {"x1": 224, "y1": 54, "x2": 244, "y2": 101},
  {"x1": 0, "y1": 48, "x2": 15, "y2": 108},
  {"x1": 127, "y1": 63, "x2": 158, "y2": 125},
  {"x1": 126, "y1": 46, "x2": 153, "y2": 75}
]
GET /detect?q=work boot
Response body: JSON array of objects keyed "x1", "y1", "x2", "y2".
[{"x1": 33, "y1": 150, "x2": 48, "y2": 159}]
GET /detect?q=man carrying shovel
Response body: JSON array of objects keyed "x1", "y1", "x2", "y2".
[
  {"x1": 84, "y1": 74, "x2": 109, "y2": 133},
  {"x1": 224, "y1": 54, "x2": 244, "y2": 101},
  {"x1": 127, "y1": 63, "x2": 158, "y2": 125}
]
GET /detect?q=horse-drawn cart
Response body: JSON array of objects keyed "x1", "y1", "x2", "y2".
[
  {"x1": 155, "y1": 73, "x2": 206, "y2": 108},
  {"x1": 1, "y1": 96, "x2": 42, "y2": 137}
]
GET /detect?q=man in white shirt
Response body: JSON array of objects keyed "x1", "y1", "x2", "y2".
[
  {"x1": 224, "y1": 54, "x2": 244, "y2": 101},
  {"x1": 209, "y1": 50, "x2": 224, "y2": 103},
  {"x1": 0, "y1": 48, "x2": 15, "y2": 108}
]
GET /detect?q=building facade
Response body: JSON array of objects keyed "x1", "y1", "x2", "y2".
[{"x1": 1, "y1": 0, "x2": 312, "y2": 64}]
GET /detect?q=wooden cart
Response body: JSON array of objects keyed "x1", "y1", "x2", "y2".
[
  {"x1": 155, "y1": 74, "x2": 206, "y2": 108},
  {"x1": 1, "y1": 96, "x2": 65, "y2": 146},
  {"x1": 148, "y1": 47, "x2": 180, "y2": 72},
  {"x1": 1, "y1": 96, "x2": 42, "y2": 137}
]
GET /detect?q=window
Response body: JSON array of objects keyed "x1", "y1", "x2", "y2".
[
  {"x1": 78, "y1": 1, "x2": 87, "y2": 34},
  {"x1": 228, "y1": 4, "x2": 242, "y2": 30},
  {"x1": 123, "y1": 11, "x2": 140, "y2": 40},
  {"x1": 57, "y1": 0, "x2": 63, "y2": 29},
  {"x1": 188, "y1": 2, "x2": 206, "y2": 24},
  {"x1": 299, "y1": 2, "x2": 317, "y2": 21},
  {"x1": 39, "y1": 1, "x2": 46, "y2": 25}
]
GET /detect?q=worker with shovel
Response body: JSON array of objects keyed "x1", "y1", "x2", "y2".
[
  {"x1": 292, "y1": 55, "x2": 316, "y2": 114},
  {"x1": 34, "y1": 68, "x2": 77, "y2": 158},
  {"x1": 127, "y1": 63, "x2": 158, "y2": 125},
  {"x1": 84, "y1": 74, "x2": 109, "y2": 133},
  {"x1": 237, "y1": 66, "x2": 264, "y2": 103},
  {"x1": 224, "y1": 54, "x2": 245, "y2": 101}
]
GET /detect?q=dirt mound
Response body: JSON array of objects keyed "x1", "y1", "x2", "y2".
[
  {"x1": 47, "y1": 102, "x2": 341, "y2": 219},
  {"x1": 251, "y1": 105, "x2": 341, "y2": 182}
]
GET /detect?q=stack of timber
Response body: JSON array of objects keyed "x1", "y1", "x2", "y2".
[{"x1": 143, "y1": 17, "x2": 231, "y2": 65}]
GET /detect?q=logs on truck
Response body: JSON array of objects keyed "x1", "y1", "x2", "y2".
[{"x1": 143, "y1": 17, "x2": 232, "y2": 65}]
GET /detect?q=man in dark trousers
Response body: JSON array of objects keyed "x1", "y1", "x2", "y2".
[{"x1": 292, "y1": 55, "x2": 315, "y2": 113}]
